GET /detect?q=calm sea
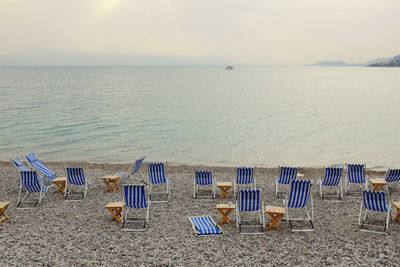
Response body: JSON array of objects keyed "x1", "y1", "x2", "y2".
[{"x1": 1, "y1": 66, "x2": 400, "y2": 168}]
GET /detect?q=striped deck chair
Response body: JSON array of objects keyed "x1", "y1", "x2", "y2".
[
  {"x1": 358, "y1": 190, "x2": 391, "y2": 234},
  {"x1": 383, "y1": 169, "x2": 400, "y2": 194},
  {"x1": 345, "y1": 163, "x2": 367, "y2": 198},
  {"x1": 25, "y1": 153, "x2": 57, "y2": 182},
  {"x1": 122, "y1": 184, "x2": 150, "y2": 231},
  {"x1": 17, "y1": 171, "x2": 48, "y2": 209},
  {"x1": 284, "y1": 179, "x2": 314, "y2": 232},
  {"x1": 148, "y1": 162, "x2": 169, "y2": 203},
  {"x1": 276, "y1": 166, "x2": 297, "y2": 198},
  {"x1": 236, "y1": 188, "x2": 265, "y2": 234},
  {"x1": 193, "y1": 170, "x2": 215, "y2": 199},
  {"x1": 234, "y1": 167, "x2": 256, "y2": 198},
  {"x1": 11, "y1": 157, "x2": 30, "y2": 172},
  {"x1": 115, "y1": 156, "x2": 146, "y2": 182},
  {"x1": 188, "y1": 215, "x2": 222, "y2": 236},
  {"x1": 318, "y1": 167, "x2": 343, "y2": 201},
  {"x1": 65, "y1": 167, "x2": 90, "y2": 201}
]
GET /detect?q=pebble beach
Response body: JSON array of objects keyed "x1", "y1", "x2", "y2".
[{"x1": 1, "y1": 161, "x2": 400, "y2": 266}]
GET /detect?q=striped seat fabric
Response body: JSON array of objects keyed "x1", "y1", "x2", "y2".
[
  {"x1": 236, "y1": 167, "x2": 254, "y2": 184},
  {"x1": 239, "y1": 189, "x2": 260, "y2": 212},
  {"x1": 347, "y1": 164, "x2": 366, "y2": 184},
  {"x1": 11, "y1": 157, "x2": 30, "y2": 171},
  {"x1": 25, "y1": 152, "x2": 56, "y2": 181},
  {"x1": 189, "y1": 215, "x2": 221, "y2": 235},
  {"x1": 195, "y1": 170, "x2": 212, "y2": 185},
  {"x1": 362, "y1": 190, "x2": 389, "y2": 212},
  {"x1": 148, "y1": 162, "x2": 167, "y2": 184},
  {"x1": 116, "y1": 156, "x2": 145, "y2": 179},
  {"x1": 322, "y1": 167, "x2": 343, "y2": 186},
  {"x1": 66, "y1": 167, "x2": 86, "y2": 185},
  {"x1": 277, "y1": 166, "x2": 297, "y2": 184},
  {"x1": 21, "y1": 171, "x2": 46, "y2": 192},
  {"x1": 124, "y1": 184, "x2": 148, "y2": 209},
  {"x1": 287, "y1": 180, "x2": 311, "y2": 208},
  {"x1": 385, "y1": 169, "x2": 400, "y2": 182}
]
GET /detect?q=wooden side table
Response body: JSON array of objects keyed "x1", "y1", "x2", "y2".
[
  {"x1": 393, "y1": 202, "x2": 400, "y2": 223},
  {"x1": 217, "y1": 203, "x2": 235, "y2": 226},
  {"x1": 217, "y1": 182, "x2": 232, "y2": 199},
  {"x1": 103, "y1": 176, "x2": 120, "y2": 192},
  {"x1": 105, "y1": 202, "x2": 123, "y2": 223},
  {"x1": 0, "y1": 202, "x2": 11, "y2": 225},
  {"x1": 370, "y1": 179, "x2": 387, "y2": 191},
  {"x1": 52, "y1": 177, "x2": 67, "y2": 194},
  {"x1": 265, "y1": 206, "x2": 286, "y2": 231}
]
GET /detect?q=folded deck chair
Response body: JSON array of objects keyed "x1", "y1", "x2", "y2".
[
  {"x1": 345, "y1": 164, "x2": 367, "y2": 198},
  {"x1": 193, "y1": 170, "x2": 215, "y2": 199},
  {"x1": 234, "y1": 167, "x2": 256, "y2": 198},
  {"x1": 284, "y1": 179, "x2": 314, "y2": 232},
  {"x1": 188, "y1": 215, "x2": 222, "y2": 236},
  {"x1": 25, "y1": 153, "x2": 57, "y2": 182},
  {"x1": 122, "y1": 184, "x2": 150, "y2": 231},
  {"x1": 276, "y1": 166, "x2": 297, "y2": 198},
  {"x1": 115, "y1": 156, "x2": 146, "y2": 182},
  {"x1": 11, "y1": 157, "x2": 30, "y2": 172},
  {"x1": 148, "y1": 162, "x2": 169, "y2": 203},
  {"x1": 65, "y1": 167, "x2": 90, "y2": 201},
  {"x1": 17, "y1": 171, "x2": 48, "y2": 209},
  {"x1": 236, "y1": 188, "x2": 265, "y2": 234},
  {"x1": 383, "y1": 169, "x2": 400, "y2": 194},
  {"x1": 318, "y1": 167, "x2": 343, "y2": 201},
  {"x1": 358, "y1": 190, "x2": 391, "y2": 234}
]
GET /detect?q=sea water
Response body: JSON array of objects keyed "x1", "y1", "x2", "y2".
[{"x1": 1, "y1": 66, "x2": 400, "y2": 168}]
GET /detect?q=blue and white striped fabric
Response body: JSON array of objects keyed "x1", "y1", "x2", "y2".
[
  {"x1": 189, "y1": 215, "x2": 221, "y2": 235},
  {"x1": 347, "y1": 164, "x2": 365, "y2": 184},
  {"x1": 239, "y1": 189, "x2": 260, "y2": 212},
  {"x1": 385, "y1": 169, "x2": 400, "y2": 182},
  {"x1": 363, "y1": 190, "x2": 389, "y2": 212},
  {"x1": 66, "y1": 167, "x2": 86, "y2": 186},
  {"x1": 287, "y1": 180, "x2": 311, "y2": 208},
  {"x1": 116, "y1": 156, "x2": 145, "y2": 178},
  {"x1": 148, "y1": 162, "x2": 167, "y2": 184},
  {"x1": 195, "y1": 170, "x2": 213, "y2": 185},
  {"x1": 25, "y1": 153, "x2": 56, "y2": 181},
  {"x1": 277, "y1": 166, "x2": 298, "y2": 184},
  {"x1": 124, "y1": 184, "x2": 148, "y2": 209},
  {"x1": 322, "y1": 167, "x2": 343, "y2": 186},
  {"x1": 21, "y1": 171, "x2": 46, "y2": 193},
  {"x1": 11, "y1": 157, "x2": 30, "y2": 171},
  {"x1": 236, "y1": 167, "x2": 254, "y2": 185}
]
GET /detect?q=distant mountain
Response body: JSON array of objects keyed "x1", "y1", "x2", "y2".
[
  {"x1": 368, "y1": 54, "x2": 400, "y2": 67},
  {"x1": 305, "y1": 60, "x2": 363, "y2": 66},
  {"x1": 0, "y1": 51, "x2": 235, "y2": 66}
]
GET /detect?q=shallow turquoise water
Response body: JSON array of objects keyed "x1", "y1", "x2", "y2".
[{"x1": 1, "y1": 66, "x2": 400, "y2": 168}]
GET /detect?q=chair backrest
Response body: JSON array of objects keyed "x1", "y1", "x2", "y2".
[
  {"x1": 124, "y1": 184, "x2": 148, "y2": 208},
  {"x1": 11, "y1": 157, "x2": 30, "y2": 171},
  {"x1": 322, "y1": 167, "x2": 343, "y2": 186},
  {"x1": 347, "y1": 164, "x2": 366, "y2": 183},
  {"x1": 25, "y1": 152, "x2": 56, "y2": 181},
  {"x1": 278, "y1": 166, "x2": 297, "y2": 184},
  {"x1": 66, "y1": 167, "x2": 86, "y2": 186},
  {"x1": 20, "y1": 171, "x2": 43, "y2": 192},
  {"x1": 385, "y1": 169, "x2": 400, "y2": 182},
  {"x1": 362, "y1": 190, "x2": 389, "y2": 212},
  {"x1": 236, "y1": 167, "x2": 254, "y2": 185},
  {"x1": 130, "y1": 156, "x2": 145, "y2": 176},
  {"x1": 148, "y1": 162, "x2": 167, "y2": 184},
  {"x1": 287, "y1": 180, "x2": 311, "y2": 208},
  {"x1": 195, "y1": 170, "x2": 213, "y2": 185},
  {"x1": 238, "y1": 188, "x2": 260, "y2": 212}
]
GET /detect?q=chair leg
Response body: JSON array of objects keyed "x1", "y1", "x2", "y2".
[{"x1": 358, "y1": 200, "x2": 364, "y2": 225}]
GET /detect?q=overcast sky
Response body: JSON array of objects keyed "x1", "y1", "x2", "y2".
[{"x1": 0, "y1": 0, "x2": 399, "y2": 65}]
